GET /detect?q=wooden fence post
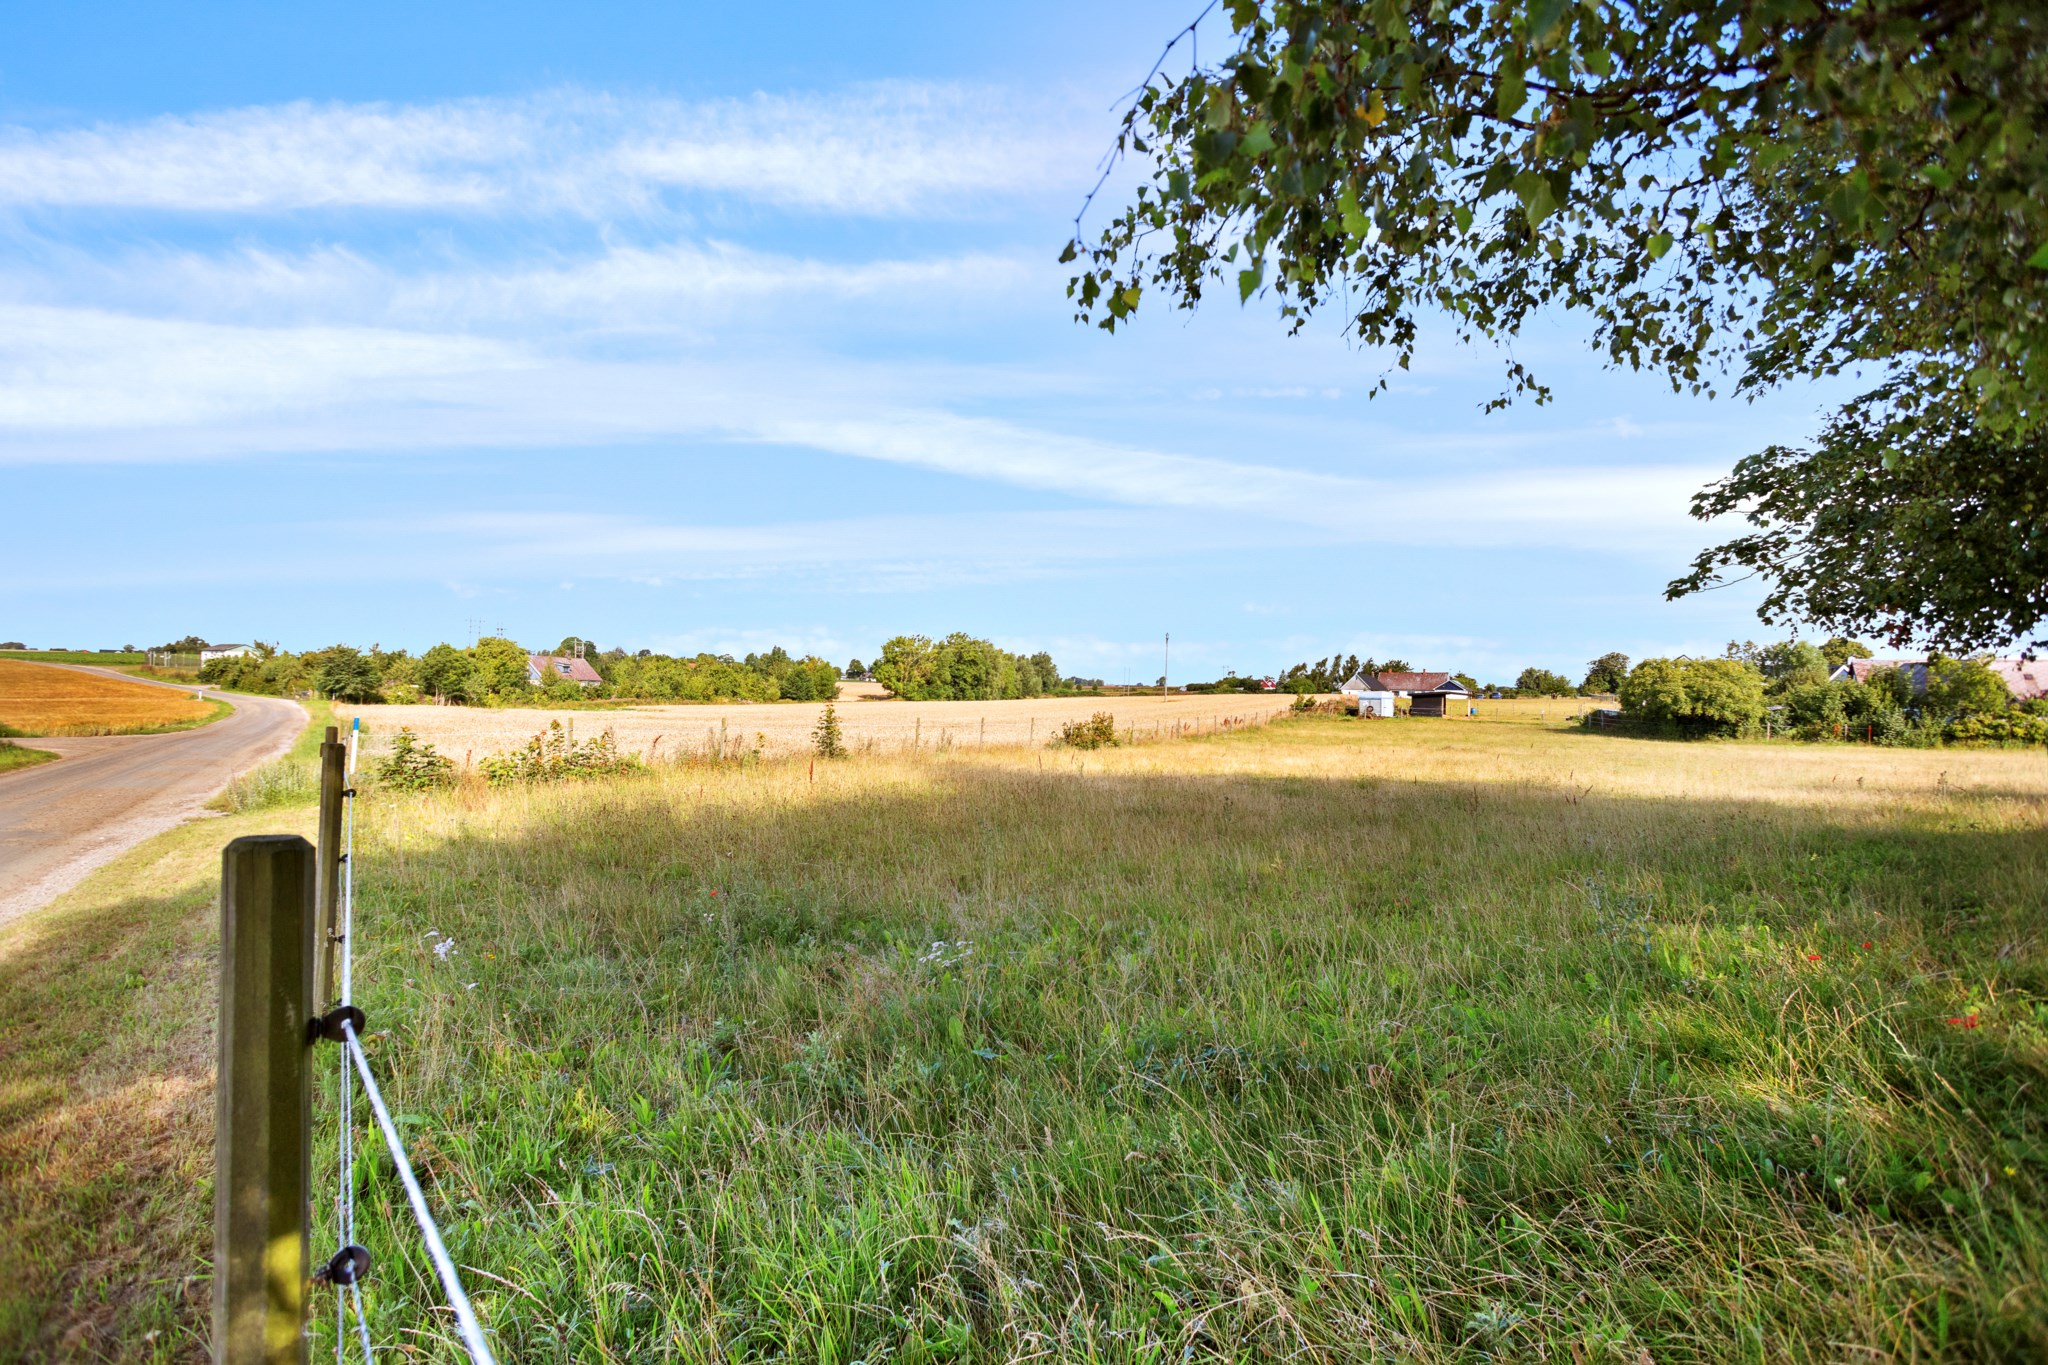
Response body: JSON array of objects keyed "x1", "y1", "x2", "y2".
[
  {"x1": 215, "y1": 834, "x2": 317, "y2": 1365},
  {"x1": 313, "y1": 728, "x2": 344, "y2": 1007}
]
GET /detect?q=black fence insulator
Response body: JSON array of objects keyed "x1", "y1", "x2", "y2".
[
  {"x1": 310, "y1": 1004, "x2": 368, "y2": 1044},
  {"x1": 316, "y1": 1244, "x2": 372, "y2": 1286},
  {"x1": 342, "y1": 788, "x2": 357, "y2": 798}
]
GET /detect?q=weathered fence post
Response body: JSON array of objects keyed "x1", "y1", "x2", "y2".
[
  {"x1": 313, "y1": 728, "x2": 345, "y2": 1007},
  {"x1": 215, "y1": 835, "x2": 316, "y2": 1365}
]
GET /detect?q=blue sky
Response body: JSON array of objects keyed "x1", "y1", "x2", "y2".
[{"x1": 2, "y1": 2, "x2": 1856, "y2": 684}]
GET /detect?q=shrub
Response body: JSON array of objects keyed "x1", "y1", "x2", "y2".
[
  {"x1": 812, "y1": 703, "x2": 846, "y2": 759},
  {"x1": 1619, "y1": 658, "x2": 1766, "y2": 737},
  {"x1": 375, "y1": 727, "x2": 455, "y2": 790},
  {"x1": 1945, "y1": 711, "x2": 2048, "y2": 747},
  {"x1": 1780, "y1": 681, "x2": 1847, "y2": 740},
  {"x1": 479, "y1": 721, "x2": 638, "y2": 784},
  {"x1": 1053, "y1": 712, "x2": 1120, "y2": 749},
  {"x1": 382, "y1": 682, "x2": 423, "y2": 705}
]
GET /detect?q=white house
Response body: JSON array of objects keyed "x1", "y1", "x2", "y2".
[
  {"x1": 199, "y1": 643, "x2": 254, "y2": 664},
  {"x1": 1341, "y1": 670, "x2": 1472, "y2": 717}
]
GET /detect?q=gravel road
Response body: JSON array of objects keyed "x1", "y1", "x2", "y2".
[{"x1": 0, "y1": 667, "x2": 304, "y2": 926}]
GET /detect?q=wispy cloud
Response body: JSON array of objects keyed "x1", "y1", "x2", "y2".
[{"x1": 0, "y1": 85, "x2": 1094, "y2": 217}]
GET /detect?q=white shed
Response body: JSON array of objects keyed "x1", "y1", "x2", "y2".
[{"x1": 1353, "y1": 690, "x2": 1397, "y2": 718}]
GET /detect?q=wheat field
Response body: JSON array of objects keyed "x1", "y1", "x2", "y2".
[
  {"x1": 339, "y1": 690, "x2": 1300, "y2": 764},
  {"x1": 0, "y1": 659, "x2": 218, "y2": 736}
]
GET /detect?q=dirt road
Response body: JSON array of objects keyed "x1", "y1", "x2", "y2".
[{"x1": 0, "y1": 667, "x2": 304, "y2": 925}]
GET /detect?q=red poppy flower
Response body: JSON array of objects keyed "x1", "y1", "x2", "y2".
[
  {"x1": 1807, "y1": 954, "x2": 1821, "y2": 961},
  {"x1": 1946, "y1": 1014, "x2": 1982, "y2": 1029},
  {"x1": 1861, "y1": 941, "x2": 1873, "y2": 950}
]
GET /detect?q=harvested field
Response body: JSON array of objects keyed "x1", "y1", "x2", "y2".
[
  {"x1": 0, "y1": 660, "x2": 220, "y2": 737},
  {"x1": 339, "y1": 690, "x2": 1299, "y2": 763}
]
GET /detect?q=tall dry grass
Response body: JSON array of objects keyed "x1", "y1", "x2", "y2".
[{"x1": 303, "y1": 715, "x2": 2048, "y2": 1362}]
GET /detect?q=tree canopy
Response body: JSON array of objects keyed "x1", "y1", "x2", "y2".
[{"x1": 1074, "y1": 0, "x2": 2048, "y2": 651}]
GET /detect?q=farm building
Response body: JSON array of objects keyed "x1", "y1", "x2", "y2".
[
  {"x1": 528, "y1": 653, "x2": 604, "y2": 687},
  {"x1": 1830, "y1": 657, "x2": 2047, "y2": 701},
  {"x1": 1340, "y1": 670, "x2": 1471, "y2": 717},
  {"x1": 198, "y1": 643, "x2": 253, "y2": 663}
]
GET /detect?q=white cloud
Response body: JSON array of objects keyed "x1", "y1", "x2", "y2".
[{"x1": 0, "y1": 85, "x2": 1093, "y2": 217}]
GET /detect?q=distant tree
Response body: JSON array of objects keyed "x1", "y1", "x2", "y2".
[
  {"x1": 418, "y1": 643, "x2": 475, "y2": 701},
  {"x1": 314, "y1": 646, "x2": 383, "y2": 703},
  {"x1": 1516, "y1": 667, "x2": 1573, "y2": 696},
  {"x1": 154, "y1": 634, "x2": 208, "y2": 653},
  {"x1": 846, "y1": 658, "x2": 865, "y2": 678},
  {"x1": 872, "y1": 636, "x2": 939, "y2": 699},
  {"x1": 1756, "y1": 640, "x2": 1831, "y2": 688},
  {"x1": 1453, "y1": 672, "x2": 1479, "y2": 695},
  {"x1": 1380, "y1": 659, "x2": 1411, "y2": 674},
  {"x1": 812, "y1": 703, "x2": 847, "y2": 759},
  {"x1": 1620, "y1": 658, "x2": 1766, "y2": 737},
  {"x1": 1819, "y1": 637, "x2": 1875, "y2": 671},
  {"x1": 554, "y1": 635, "x2": 594, "y2": 658},
  {"x1": 470, "y1": 636, "x2": 532, "y2": 697},
  {"x1": 1925, "y1": 655, "x2": 2011, "y2": 719},
  {"x1": 1582, "y1": 652, "x2": 1630, "y2": 695}
]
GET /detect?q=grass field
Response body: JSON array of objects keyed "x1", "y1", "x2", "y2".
[
  {"x1": 3, "y1": 711, "x2": 2046, "y2": 1361},
  {"x1": 0, "y1": 660, "x2": 225, "y2": 737},
  {"x1": 0, "y1": 739, "x2": 59, "y2": 773}
]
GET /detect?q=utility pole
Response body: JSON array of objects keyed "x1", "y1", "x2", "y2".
[{"x1": 1162, "y1": 633, "x2": 1169, "y2": 698}]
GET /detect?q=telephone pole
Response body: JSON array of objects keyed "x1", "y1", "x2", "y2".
[{"x1": 1162, "y1": 632, "x2": 1169, "y2": 698}]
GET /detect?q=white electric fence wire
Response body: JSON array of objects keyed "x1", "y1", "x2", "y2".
[
  {"x1": 336, "y1": 717, "x2": 378, "y2": 1360},
  {"x1": 344, "y1": 1022, "x2": 500, "y2": 1365}
]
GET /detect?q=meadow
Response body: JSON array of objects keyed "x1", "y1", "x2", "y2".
[
  {"x1": 2, "y1": 709, "x2": 2045, "y2": 1361},
  {"x1": 0, "y1": 660, "x2": 223, "y2": 737}
]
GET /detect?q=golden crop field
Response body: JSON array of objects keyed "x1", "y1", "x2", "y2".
[
  {"x1": 340, "y1": 689, "x2": 1301, "y2": 764},
  {"x1": 0, "y1": 659, "x2": 219, "y2": 736}
]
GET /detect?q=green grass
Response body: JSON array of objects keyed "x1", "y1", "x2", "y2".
[
  {"x1": 5, "y1": 715, "x2": 2047, "y2": 1361},
  {"x1": 0, "y1": 739, "x2": 58, "y2": 773},
  {"x1": 0, "y1": 650, "x2": 146, "y2": 666}
]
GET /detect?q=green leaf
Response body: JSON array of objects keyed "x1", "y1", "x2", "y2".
[
  {"x1": 1647, "y1": 232, "x2": 1673, "y2": 260},
  {"x1": 1239, "y1": 123, "x2": 1277, "y2": 158},
  {"x1": 1527, "y1": 0, "x2": 1569, "y2": 43},
  {"x1": 1058, "y1": 240, "x2": 1078, "y2": 264},
  {"x1": 2026, "y1": 241, "x2": 2048, "y2": 270},
  {"x1": 1238, "y1": 263, "x2": 1263, "y2": 302},
  {"x1": 1339, "y1": 185, "x2": 1371, "y2": 239},
  {"x1": 1496, "y1": 64, "x2": 1528, "y2": 119}
]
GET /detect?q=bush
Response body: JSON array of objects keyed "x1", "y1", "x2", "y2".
[
  {"x1": 382, "y1": 682, "x2": 423, "y2": 705},
  {"x1": 480, "y1": 721, "x2": 639, "y2": 784},
  {"x1": 1619, "y1": 658, "x2": 1766, "y2": 737},
  {"x1": 1053, "y1": 712, "x2": 1120, "y2": 749},
  {"x1": 375, "y1": 727, "x2": 455, "y2": 790},
  {"x1": 1780, "y1": 681, "x2": 1847, "y2": 739},
  {"x1": 1945, "y1": 711, "x2": 2048, "y2": 747}
]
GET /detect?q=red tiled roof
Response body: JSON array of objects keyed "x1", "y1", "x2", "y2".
[
  {"x1": 1368, "y1": 671, "x2": 1464, "y2": 693},
  {"x1": 530, "y1": 654, "x2": 603, "y2": 684}
]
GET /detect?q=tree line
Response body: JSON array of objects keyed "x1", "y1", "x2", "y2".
[{"x1": 194, "y1": 633, "x2": 1083, "y2": 705}]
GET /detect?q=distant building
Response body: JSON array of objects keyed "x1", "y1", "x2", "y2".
[
  {"x1": 199, "y1": 643, "x2": 254, "y2": 663},
  {"x1": 1341, "y1": 670, "x2": 1472, "y2": 718},
  {"x1": 528, "y1": 653, "x2": 603, "y2": 687},
  {"x1": 1830, "y1": 657, "x2": 2046, "y2": 701}
]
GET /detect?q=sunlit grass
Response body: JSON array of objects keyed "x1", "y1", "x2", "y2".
[{"x1": 3, "y1": 711, "x2": 2044, "y2": 1360}]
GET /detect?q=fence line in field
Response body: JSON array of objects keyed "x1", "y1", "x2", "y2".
[{"x1": 215, "y1": 718, "x2": 497, "y2": 1364}]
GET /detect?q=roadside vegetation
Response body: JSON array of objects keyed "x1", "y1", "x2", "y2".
[
  {"x1": 0, "y1": 659, "x2": 227, "y2": 737},
  {"x1": 5, "y1": 710, "x2": 2045, "y2": 1360},
  {"x1": 0, "y1": 739, "x2": 58, "y2": 773}
]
